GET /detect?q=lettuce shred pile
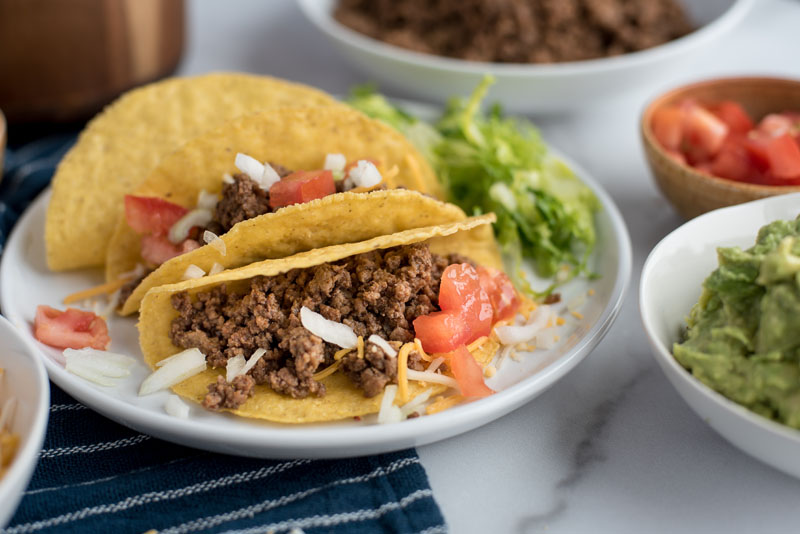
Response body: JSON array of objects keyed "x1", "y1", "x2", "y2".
[{"x1": 348, "y1": 76, "x2": 599, "y2": 297}]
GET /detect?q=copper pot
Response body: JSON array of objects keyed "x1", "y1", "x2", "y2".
[{"x1": 0, "y1": 0, "x2": 184, "y2": 123}]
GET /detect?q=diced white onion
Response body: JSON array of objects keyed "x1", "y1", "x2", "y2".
[
  {"x1": 241, "y1": 348, "x2": 267, "y2": 376},
  {"x1": 235, "y1": 153, "x2": 265, "y2": 183},
  {"x1": 406, "y1": 369, "x2": 459, "y2": 390},
  {"x1": 139, "y1": 348, "x2": 207, "y2": 396},
  {"x1": 203, "y1": 230, "x2": 227, "y2": 256},
  {"x1": 494, "y1": 345, "x2": 514, "y2": 370},
  {"x1": 400, "y1": 388, "x2": 434, "y2": 418},
  {"x1": 0, "y1": 397, "x2": 17, "y2": 432},
  {"x1": 208, "y1": 262, "x2": 225, "y2": 276},
  {"x1": 367, "y1": 334, "x2": 397, "y2": 358},
  {"x1": 346, "y1": 160, "x2": 382, "y2": 188},
  {"x1": 377, "y1": 385, "x2": 402, "y2": 424},
  {"x1": 222, "y1": 173, "x2": 235, "y2": 184},
  {"x1": 63, "y1": 348, "x2": 137, "y2": 378},
  {"x1": 182, "y1": 264, "x2": 206, "y2": 280},
  {"x1": 168, "y1": 209, "x2": 213, "y2": 244},
  {"x1": 165, "y1": 395, "x2": 190, "y2": 418},
  {"x1": 197, "y1": 190, "x2": 219, "y2": 210},
  {"x1": 119, "y1": 263, "x2": 146, "y2": 280},
  {"x1": 494, "y1": 305, "x2": 551, "y2": 346},
  {"x1": 425, "y1": 357, "x2": 445, "y2": 373},
  {"x1": 261, "y1": 163, "x2": 281, "y2": 190},
  {"x1": 324, "y1": 153, "x2": 346, "y2": 172},
  {"x1": 300, "y1": 306, "x2": 357, "y2": 349},
  {"x1": 65, "y1": 362, "x2": 116, "y2": 386},
  {"x1": 226, "y1": 354, "x2": 246, "y2": 383}
]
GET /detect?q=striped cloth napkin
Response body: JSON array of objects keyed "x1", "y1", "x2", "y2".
[{"x1": 0, "y1": 137, "x2": 447, "y2": 534}]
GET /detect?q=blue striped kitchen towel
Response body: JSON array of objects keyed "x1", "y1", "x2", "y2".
[{"x1": 1, "y1": 138, "x2": 447, "y2": 534}]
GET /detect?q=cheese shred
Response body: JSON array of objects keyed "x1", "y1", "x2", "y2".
[
  {"x1": 426, "y1": 395, "x2": 464, "y2": 415},
  {"x1": 312, "y1": 361, "x2": 341, "y2": 381},
  {"x1": 397, "y1": 342, "x2": 414, "y2": 403},
  {"x1": 63, "y1": 278, "x2": 129, "y2": 305},
  {"x1": 356, "y1": 336, "x2": 365, "y2": 359},
  {"x1": 413, "y1": 338, "x2": 432, "y2": 361},
  {"x1": 333, "y1": 347, "x2": 353, "y2": 361},
  {"x1": 467, "y1": 336, "x2": 489, "y2": 352}
]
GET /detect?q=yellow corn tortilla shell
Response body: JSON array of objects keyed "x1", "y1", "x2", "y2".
[
  {"x1": 106, "y1": 105, "x2": 443, "y2": 286},
  {"x1": 119, "y1": 190, "x2": 469, "y2": 315},
  {"x1": 138, "y1": 214, "x2": 500, "y2": 423},
  {"x1": 45, "y1": 72, "x2": 339, "y2": 271}
]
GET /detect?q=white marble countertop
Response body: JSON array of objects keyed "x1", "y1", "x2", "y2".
[{"x1": 180, "y1": 1, "x2": 800, "y2": 532}]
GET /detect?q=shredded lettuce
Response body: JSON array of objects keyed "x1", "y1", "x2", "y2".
[{"x1": 348, "y1": 77, "x2": 599, "y2": 297}]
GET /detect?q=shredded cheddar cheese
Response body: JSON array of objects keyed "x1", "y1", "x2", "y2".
[
  {"x1": 333, "y1": 347, "x2": 353, "y2": 361},
  {"x1": 63, "y1": 278, "x2": 129, "y2": 305},
  {"x1": 312, "y1": 360, "x2": 342, "y2": 381},
  {"x1": 397, "y1": 342, "x2": 414, "y2": 403},
  {"x1": 588, "y1": 288, "x2": 595, "y2": 296},
  {"x1": 570, "y1": 311, "x2": 584, "y2": 320},
  {"x1": 426, "y1": 395, "x2": 464, "y2": 415},
  {"x1": 556, "y1": 317, "x2": 566, "y2": 326},
  {"x1": 413, "y1": 338, "x2": 432, "y2": 361},
  {"x1": 467, "y1": 336, "x2": 489, "y2": 352},
  {"x1": 356, "y1": 336, "x2": 364, "y2": 359},
  {"x1": 484, "y1": 365, "x2": 497, "y2": 378}
]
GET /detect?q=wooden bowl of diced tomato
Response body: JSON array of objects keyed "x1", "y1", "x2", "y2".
[{"x1": 641, "y1": 77, "x2": 800, "y2": 219}]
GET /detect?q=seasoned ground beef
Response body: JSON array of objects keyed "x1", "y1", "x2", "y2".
[
  {"x1": 340, "y1": 340, "x2": 426, "y2": 397},
  {"x1": 206, "y1": 164, "x2": 292, "y2": 234},
  {"x1": 170, "y1": 244, "x2": 466, "y2": 406},
  {"x1": 203, "y1": 374, "x2": 256, "y2": 411},
  {"x1": 334, "y1": 0, "x2": 692, "y2": 64}
]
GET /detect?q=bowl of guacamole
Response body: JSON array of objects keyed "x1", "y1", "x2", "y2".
[{"x1": 641, "y1": 193, "x2": 800, "y2": 479}]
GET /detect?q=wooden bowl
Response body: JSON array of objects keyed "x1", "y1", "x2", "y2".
[{"x1": 641, "y1": 77, "x2": 800, "y2": 219}]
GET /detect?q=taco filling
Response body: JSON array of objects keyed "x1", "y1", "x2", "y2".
[
  {"x1": 117, "y1": 153, "x2": 389, "y2": 305},
  {"x1": 167, "y1": 243, "x2": 491, "y2": 410}
]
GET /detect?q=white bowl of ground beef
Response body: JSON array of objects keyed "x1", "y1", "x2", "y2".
[{"x1": 298, "y1": 0, "x2": 754, "y2": 114}]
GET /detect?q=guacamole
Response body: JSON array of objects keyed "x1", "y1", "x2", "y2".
[{"x1": 673, "y1": 216, "x2": 800, "y2": 429}]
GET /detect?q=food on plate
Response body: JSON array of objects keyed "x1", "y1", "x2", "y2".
[
  {"x1": 651, "y1": 98, "x2": 800, "y2": 185},
  {"x1": 45, "y1": 72, "x2": 338, "y2": 272},
  {"x1": 335, "y1": 0, "x2": 692, "y2": 64},
  {"x1": 33, "y1": 305, "x2": 110, "y2": 350},
  {"x1": 137, "y1": 214, "x2": 534, "y2": 423},
  {"x1": 673, "y1": 215, "x2": 800, "y2": 429},
  {"x1": 98, "y1": 105, "x2": 449, "y2": 315},
  {"x1": 0, "y1": 368, "x2": 19, "y2": 479},
  {"x1": 348, "y1": 77, "x2": 599, "y2": 295}
]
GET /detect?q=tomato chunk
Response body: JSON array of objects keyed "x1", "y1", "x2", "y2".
[
  {"x1": 711, "y1": 101, "x2": 753, "y2": 135},
  {"x1": 125, "y1": 195, "x2": 188, "y2": 236},
  {"x1": 758, "y1": 113, "x2": 796, "y2": 138},
  {"x1": 477, "y1": 267, "x2": 521, "y2": 322},
  {"x1": 681, "y1": 103, "x2": 729, "y2": 163},
  {"x1": 413, "y1": 310, "x2": 470, "y2": 354},
  {"x1": 651, "y1": 106, "x2": 684, "y2": 151},
  {"x1": 269, "y1": 170, "x2": 336, "y2": 208},
  {"x1": 141, "y1": 234, "x2": 200, "y2": 266},
  {"x1": 765, "y1": 133, "x2": 800, "y2": 179},
  {"x1": 438, "y1": 264, "x2": 493, "y2": 339},
  {"x1": 448, "y1": 345, "x2": 494, "y2": 398},
  {"x1": 34, "y1": 305, "x2": 110, "y2": 350},
  {"x1": 711, "y1": 135, "x2": 762, "y2": 183}
]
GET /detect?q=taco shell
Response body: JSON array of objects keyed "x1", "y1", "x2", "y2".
[
  {"x1": 46, "y1": 72, "x2": 338, "y2": 271},
  {"x1": 106, "y1": 105, "x2": 444, "y2": 292},
  {"x1": 138, "y1": 214, "x2": 500, "y2": 423}
]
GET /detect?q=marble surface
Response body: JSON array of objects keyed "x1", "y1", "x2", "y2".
[{"x1": 180, "y1": 1, "x2": 800, "y2": 532}]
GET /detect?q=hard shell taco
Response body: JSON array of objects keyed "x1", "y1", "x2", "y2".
[
  {"x1": 137, "y1": 215, "x2": 523, "y2": 424},
  {"x1": 101, "y1": 106, "x2": 444, "y2": 315},
  {"x1": 45, "y1": 72, "x2": 339, "y2": 271}
]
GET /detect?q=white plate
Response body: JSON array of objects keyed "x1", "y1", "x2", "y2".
[
  {"x1": 1, "y1": 154, "x2": 630, "y2": 459},
  {"x1": 299, "y1": 0, "x2": 753, "y2": 114},
  {"x1": 640, "y1": 193, "x2": 800, "y2": 478},
  {"x1": 0, "y1": 316, "x2": 50, "y2": 527}
]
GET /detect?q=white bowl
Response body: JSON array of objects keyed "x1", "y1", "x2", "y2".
[
  {"x1": 640, "y1": 193, "x2": 800, "y2": 478},
  {"x1": 0, "y1": 316, "x2": 49, "y2": 527},
  {"x1": 299, "y1": 0, "x2": 754, "y2": 114}
]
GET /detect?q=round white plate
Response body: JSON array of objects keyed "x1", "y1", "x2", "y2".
[
  {"x1": 641, "y1": 193, "x2": 800, "y2": 478},
  {"x1": 1, "y1": 153, "x2": 630, "y2": 459},
  {"x1": 0, "y1": 316, "x2": 49, "y2": 527}
]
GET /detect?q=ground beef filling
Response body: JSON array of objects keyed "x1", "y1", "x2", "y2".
[
  {"x1": 169, "y1": 244, "x2": 466, "y2": 407},
  {"x1": 335, "y1": 0, "x2": 692, "y2": 64}
]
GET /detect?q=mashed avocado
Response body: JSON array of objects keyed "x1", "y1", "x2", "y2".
[{"x1": 673, "y1": 216, "x2": 800, "y2": 429}]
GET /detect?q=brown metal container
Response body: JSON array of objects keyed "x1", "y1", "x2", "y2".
[{"x1": 0, "y1": 0, "x2": 184, "y2": 123}]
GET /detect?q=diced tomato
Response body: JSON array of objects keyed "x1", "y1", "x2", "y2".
[
  {"x1": 447, "y1": 345, "x2": 494, "y2": 398},
  {"x1": 413, "y1": 310, "x2": 470, "y2": 354},
  {"x1": 711, "y1": 101, "x2": 753, "y2": 135},
  {"x1": 711, "y1": 135, "x2": 762, "y2": 183},
  {"x1": 477, "y1": 267, "x2": 520, "y2": 322},
  {"x1": 651, "y1": 106, "x2": 684, "y2": 151},
  {"x1": 124, "y1": 195, "x2": 188, "y2": 236},
  {"x1": 269, "y1": 170, "x2": 336, "y2": 208},
  {"x1": 765, "y1": 133, "x2": 800, "y2": 179},
  {"x1": 438, "y1": 264, "x2": 493, "y2": 340},
  {"x1": 140, "y1": 235, "x2": 200, "y2": 266},
  {"x1": 681, "y1": 102, "x2": 729, "y2": 164},
  {"x1": 34, "y1": 305, "x2": 110, "y2": 350},
  {"x1": 758, "y1": 113, "x2": 796, "y2": 138},
  {"x1": 665, "y1": 149, "x2": 687, "y2": 166}
]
